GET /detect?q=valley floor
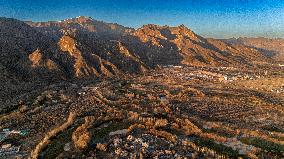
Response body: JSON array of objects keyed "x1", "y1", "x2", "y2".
[{"x1": 0, "y1": 66, "x2": 284, "y2": 158}]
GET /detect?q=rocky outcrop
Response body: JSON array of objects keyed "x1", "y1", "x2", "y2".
[{"x1": 58, "y1": 34, "x2": 117, "y2": 77}]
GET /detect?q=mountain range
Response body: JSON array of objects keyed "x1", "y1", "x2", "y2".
[{"x1": 0, "y1": 16, "x2": 281, "y2": 82}]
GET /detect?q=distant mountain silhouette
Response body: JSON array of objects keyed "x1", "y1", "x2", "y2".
[{"x1": 223, "y1": 37, "x2": 284, "y2": 62}]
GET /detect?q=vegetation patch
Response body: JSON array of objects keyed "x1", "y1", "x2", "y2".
[
  {"x1": 42, "y1": 128, "x2": 74, "y2": 159},
  {"x1": 193, "y1": 137, "x2": 243, "y2": 158},
  {"x1": 262, "y1": 125, "x2": 284, "y2": 133},
  {"x1": 91, "y1": 121, "x2": 132, "y2": 143},
  {"x1": 128, "y1": 89, "x2": 145, "y2": 96},
  {"x1": 170, "y1": 89, "x2": 182, "y2": 95},
  {"x1": 202, "y1": 128, "x2": 235, "y2": 138},
  {"x1": 241, "y1": 137, "x2": 284, "y2": 154}
]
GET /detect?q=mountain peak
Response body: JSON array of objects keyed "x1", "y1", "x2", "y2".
[
  {"x1": 62, "y1": 16, "x2": 94, "y2": 24},
  {"x1": 138, "y1": 24, "x2": 194, "y2": 34},
  {"x1": 75, "y1": 16, "x2": 93, "y2": 21},
  {"x1": 134, "y1": 23, "x2": 199, "y2": 43}
]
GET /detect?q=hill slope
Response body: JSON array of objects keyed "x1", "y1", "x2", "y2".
[
  {"x1": 224, "y1": 37, "x2": 284, "y2": 62},
  {"x1": 122, "y1": 24, "x2": 272, "y2": 67}
]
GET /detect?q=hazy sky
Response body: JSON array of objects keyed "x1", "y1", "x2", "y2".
[{"x1": 0, "y1": 0, "x2": 284, "y2": 38}]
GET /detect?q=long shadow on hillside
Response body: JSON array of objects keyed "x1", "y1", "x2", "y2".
[
  {"x1": 196, "y1": 36, "x2": 252, "y2": 66},
  {"x1": 250, "y1": 46, "x2": 278, "y2": 58},
  {"x1": 221, "y1": 39, "x2": 278, "y2": 59},
  {"x1": 121, "y1": 34, "x2": 184, "y2": 68},
  {"x1": 195, "y1": 85, "x2": 284, "y2": 106}
]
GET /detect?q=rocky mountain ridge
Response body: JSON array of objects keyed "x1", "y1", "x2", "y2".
[{"x1": 0, "y1": 16, "x2": 276, "y2": 82}]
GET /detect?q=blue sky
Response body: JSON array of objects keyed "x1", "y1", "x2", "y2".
[{"x1": 0, "y1": 0, "x2": 284, "y2": 38}]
